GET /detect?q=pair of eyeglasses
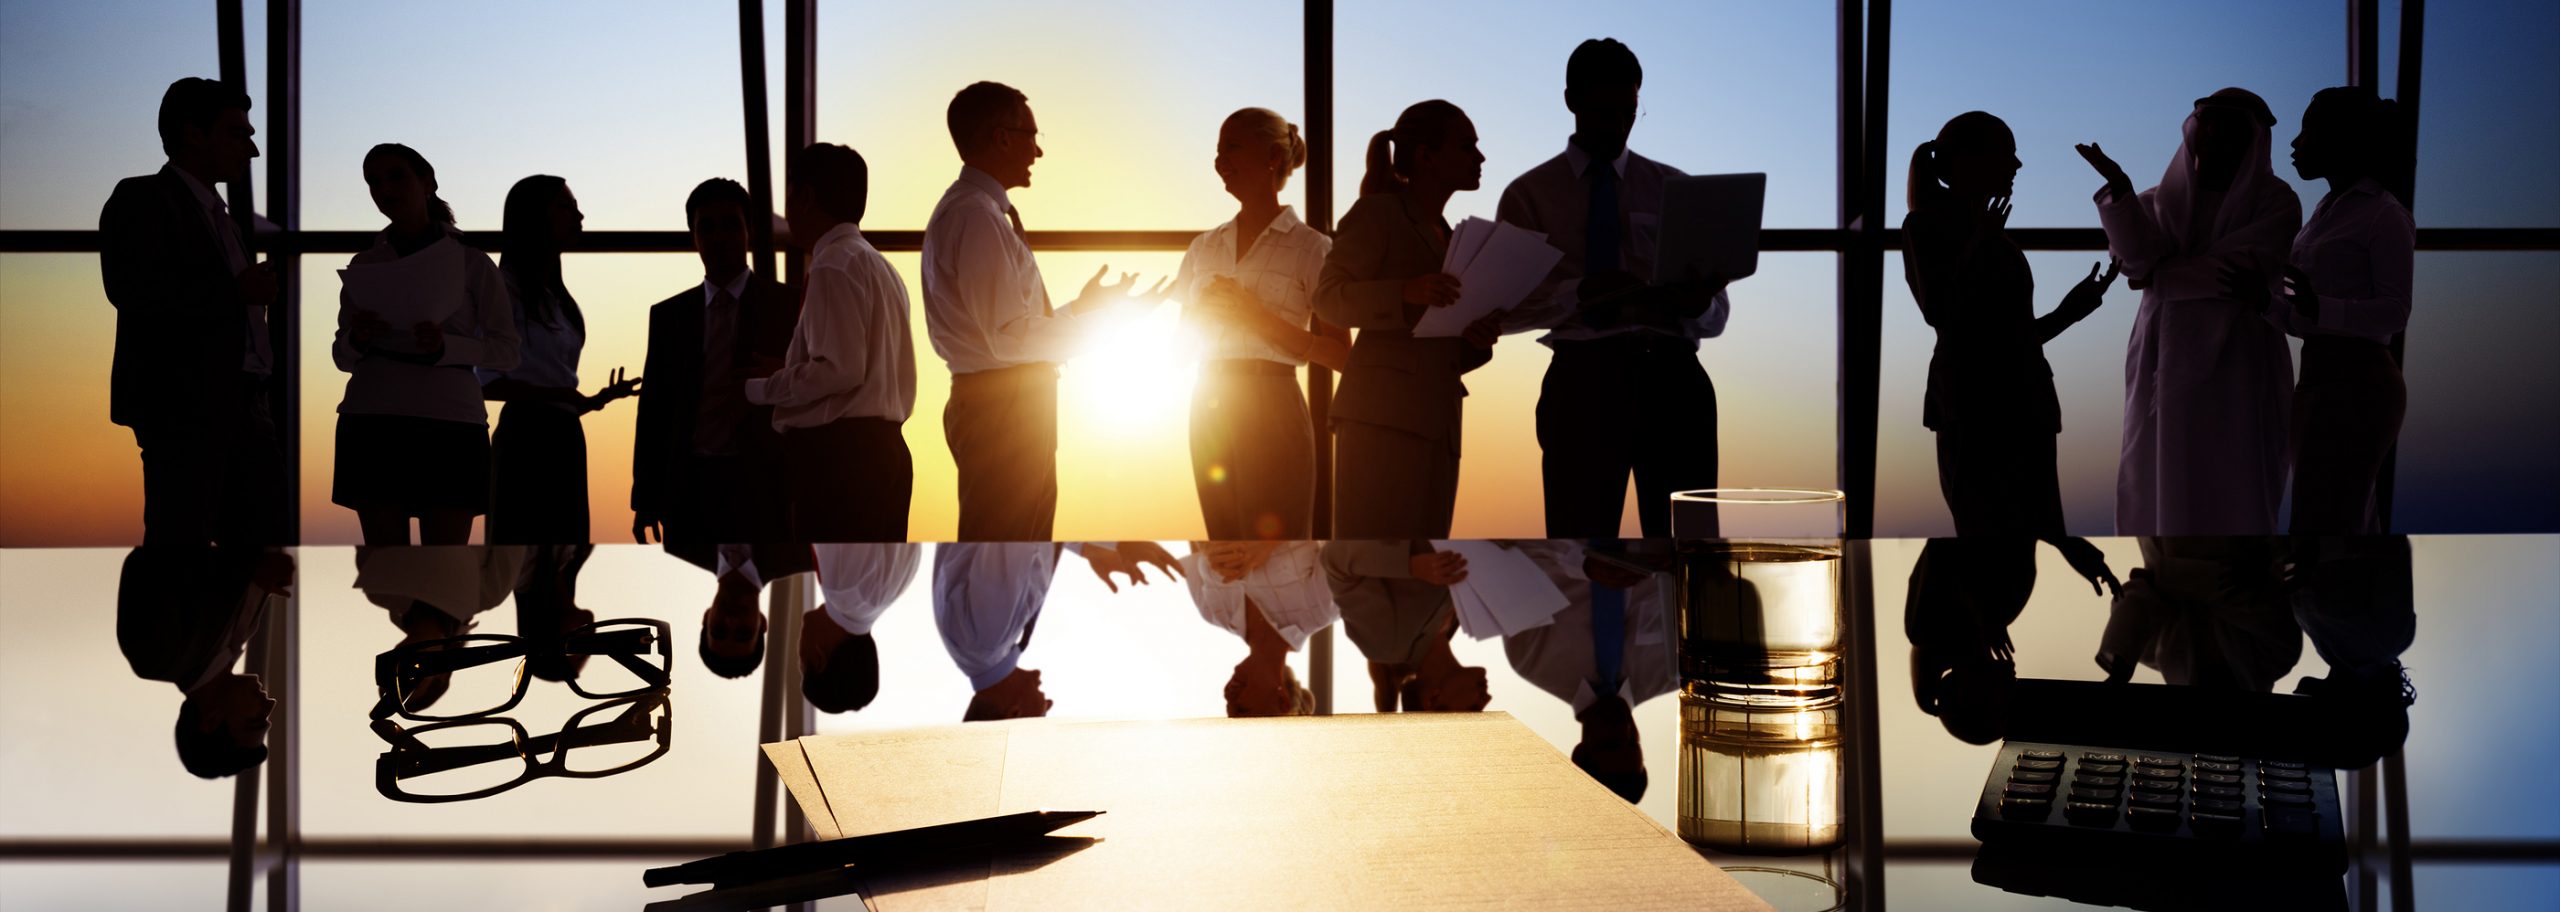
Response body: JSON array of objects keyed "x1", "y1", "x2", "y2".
[
  {"x1": 371, "y1": 691, "x2": 673, "y2": 803},
  {"x1": 370, "y1": 618, "x2": 672, "y2": 721}
]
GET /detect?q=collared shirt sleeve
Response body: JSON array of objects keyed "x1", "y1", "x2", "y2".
[
  {"x1": 435, "y1": 250, "x2": 521, "y2": 371},
  {"x1": 950, "y1": 205, "x2": 1086, "y2": 367},
  {"x1": 1497, "y1": 175, "x2": 1578, "y2": 334},
  {"x1": 933, "y1": 543, "x2": 1044, "y2": 691},
  {"x1": 1313, "y1": 197, "x2": 1418, "y2": 331},
  {"x1": 2288, "y1": 194, "x2": 2414, "y2": 342},
  {"x1": 817, "y1": 542, "x2": 923, "y2": 636},
  {"x1": 746, "y1": 259, "x2": 867, "y2": 406}
]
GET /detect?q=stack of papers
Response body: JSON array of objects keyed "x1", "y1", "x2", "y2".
[
  {"x1": 1429, "y1": 540, "x2": 1569, "y2": 640},
  {"x1": 761, "y1": 714, "x2": 1770, "y2": 911},
  {"x1": 337, "y1": 240, "x2": 467, "y2": 350},
  {"x1": 1412, "y1": 217, "x2": 1564, "y2": 338}
]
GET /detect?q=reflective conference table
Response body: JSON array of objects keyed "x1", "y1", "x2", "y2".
[{"x1": 2, "y1": 537, "x2": 2552, "y2": 910}]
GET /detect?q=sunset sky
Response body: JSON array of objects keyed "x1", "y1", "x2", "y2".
[{"x1": 3, "y1": 0, "x2": 2554, "y2": 545}]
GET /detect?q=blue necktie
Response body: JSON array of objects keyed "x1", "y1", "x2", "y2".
[
  {"x1": 1591, "y1": 582, "x2": 1626, "y2": 694},
  {"x1": 1585, "y1": 162, "x2": 1621, "y2": 277}
]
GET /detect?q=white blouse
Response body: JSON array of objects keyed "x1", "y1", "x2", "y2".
[
  {"x1": 1173, "y1": 206, "x2": 1332, "y2": 364},
  {"x1": 2273, "y1": 179, "x2": 2415, "y2": 345},
  {"x1": 333, "y1": 232, "x2": 520, "y2": 424}
]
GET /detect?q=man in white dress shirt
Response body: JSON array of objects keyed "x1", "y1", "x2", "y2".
[
  {"x1": 1182, "y1": 541, "x2": 1338, "y2": 716},
  {"x1": 747, "y1": 143, "x2": 919, "y2": 542},
  {"x1": 1496, "y1": 41, "x2": 1734, "y2": 538},
  {"x1": 933, "y1": 541, "x2": 1182, "y2": 721},
  {"x1": 801, "y1": 543, "x2": 923, "y2": 713},
  {"x1": 923, "y1": 81, "x2": 1166, "y2": 540},
  {"x1": 1503, "y1": 539, "x2": 1679, "y2": 802}
]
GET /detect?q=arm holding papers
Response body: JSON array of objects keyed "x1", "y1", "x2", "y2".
[{"x1": 1412, "y1": 218, "x2": 1563, "y2": 340}]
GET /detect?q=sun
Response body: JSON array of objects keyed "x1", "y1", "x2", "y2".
[{"x1": 1060, "y1": 299, "x2": 1203, "y2": 433}]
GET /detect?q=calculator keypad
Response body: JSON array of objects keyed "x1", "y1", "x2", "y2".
[{"x1": 1981, "y1": 744, "x2": 2333, "y2": 847}]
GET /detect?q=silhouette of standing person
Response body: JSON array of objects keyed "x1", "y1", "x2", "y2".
[
  {"x1": 923, "y1": 81, "x2": 1168, "y2": 541},
  {"x1": 801, "y1": 543, "x2": 924, "y2": 714},
  {"x1": 1505, "y1": 539, "x2": 1679, "y2": 802},
  {"x1": 2225, "y1": 88, "x2": 2415, "y2": 534},
  {"x1": 332, "y1": 144, "x2": 519, "y2": 545},
  {"x1": 2079, "y1": 89, "x2": 2301, "y2": 536},
  {"x1": 1175, "y1": 107, "x2": 1348, "y2": 540},
  {"x1": 630, "y1": 178, "x2": 801, "y2": 559},
  {"x1": 1319, "y1": 539, "x2": 1493, "y2": 713},
  {"x1": 1180, "y1": 540, "x2": 1338, "y2": 716},
  {"x1": 1496, "y1": 40, "x2": 1734, "y2": 539},
  {"x1": 1316, "y1": 101, "x2": 1506, "y2": 539},
  {"x1": 118, "y1": 545, "x2": 292, "y2": 778},
  {"x1": 933, "y1": 541, "x2": 1183, "y2": 720},
  {"x1": 1904, "y1": 111, "x2": 2119, "y2": 547},
  {"x1": 101, "y1": 78, "x2": 287, "y2": 547},
  {"x1": 480, "y1": 175, "x2": 637, "y2": 545},
  {"x1": 747, "y1": 143, "x2": 918, "y2": 542}
]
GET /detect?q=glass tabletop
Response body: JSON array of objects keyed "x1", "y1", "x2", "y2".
[{"x1": 3, "y1": 536, "x2": 2553, "y2": 909}]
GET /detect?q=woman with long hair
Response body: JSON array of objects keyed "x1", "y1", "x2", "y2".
[
  {"x1": 2078, "y1": 88, "x2": 2302, "y2": 536},
  {"x1": 479, "y1": 174, "x2": 637, "y2": 544},
  {"x1": 1903, "y1": 111, "x2": 2120, "y2": 590},
  {"x1": 1313, "y1": 100, "x2": 1504, "y2": 538},
  {"x1": 331, "y1": 143, "x2": 518, "y2": 545},
  {"x1": 2227, "y1": 87, "x2": 2415, "y2": 533},
  {"x1": 1176, "y1": 107, "x2": 1348, "y2": 540}
]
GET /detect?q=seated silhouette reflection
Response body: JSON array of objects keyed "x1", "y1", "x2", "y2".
[
  {"x1": 804, "y1": 543, "x2": 923, "y2": 714},
  {"x1": 117, "y1": 545, "x2": 291, "y2": 779},
  {"x1": 1180, "y1": 541, "x2": 1335, "y2": 717},
  {"x1": 933, "y1": 542, "x2": 1183, "y2": 722},
  {"x1": 1320, "y1": 540, "x2": 1491, "y2": 713}
]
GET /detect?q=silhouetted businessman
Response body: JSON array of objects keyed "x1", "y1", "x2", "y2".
[
  {"x1": 101, "y1": 78, "x2": 285, "y2": 547},
  {"x1": 632, "y1": 178, "x2": 802, "y2": 560},
  {"x1": 934, "y1": 541, "x2": 1182, "y2": 720},
  {"x1": 748, "y1": 144, "x2": 918, "y2": 542},
  {"x1": 1505, "y1": 540, "x2": 1679, "y2": 802},
  {"x1": 118, "y1": 545, "x2": 290, "y2": 778},
  {"x1": 923, "y1": 82, "x2": 1165, "y2": 541},
  {"x1": 1495, "y1": 40, "x2": 1733, "y2": 538}
]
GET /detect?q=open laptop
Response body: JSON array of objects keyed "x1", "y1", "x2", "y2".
[{"x1": 1652, "y1": 172, "x2": 1766, "y2": 285}]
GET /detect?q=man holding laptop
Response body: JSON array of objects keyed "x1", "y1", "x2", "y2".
[{"x1": 1495, "y1": 38, "x2": 1757, "y2": 538}]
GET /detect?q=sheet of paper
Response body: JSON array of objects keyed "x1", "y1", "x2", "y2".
[
  {"x1": 1415, "y1": 221, "x2": 1563, "y2": 338},
  {"x1": 336, "y1": 239, "x2": 467, "y2": 330},
  {"x1": 1433, "y1": 540, "x2": 1569, "y2": 638},
  {"x1": 1443, "y1": 216, "x2": 1495, "y2": 277},
  {"x1": 761, "y1": 740, "x2": 841, "y2": 840},
  {"x1": 787, "y1": 714, "x2": 1768, "y2": 911}
]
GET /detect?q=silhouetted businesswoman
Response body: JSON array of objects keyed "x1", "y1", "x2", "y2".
[
  {"x1": 101, "y1": 78, "x2": 286, "y2": 547},
  {"x1": 1316, "y1": 101, "x2": 1506, "y2": 539},
  {"x1": 1497, "y1": 40, "x2": 1735, "y2": 538},
  {"x1": 1175, "y1": 107, "x2": 1348, "y2": 540},
  {"x1": 631, "y1": 179, "x2": 802, "y2": 563},
  {"x1": 2227, "y1": 88, "x2": 2417, "y2": 534},
  {"x1": 747, "y1": 144, "x2": 918, "y2": 542},
  {"x1": 479, "y1": 175, "x2": 638, "y2": 544},
  {"x1": 924, "y1": 81, "x2": 1166, "y2": 541},
  {"x1": 332, "y1": 144, "x2": 519, "y2": 545},
  {"x1": 1903, "y1": 112, "x2": 2118, "y2": 538}
]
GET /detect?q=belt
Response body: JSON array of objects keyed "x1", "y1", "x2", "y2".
[
  {"x1": 1550, "y1": 333, "x2": 1699, "y2": 357},
  {"x1": 1204, "y1": 359, "x2": 1297, "y2": 377},
  {"x1": 952, "y1": 362, "x2": 1060, "y2": 390}
]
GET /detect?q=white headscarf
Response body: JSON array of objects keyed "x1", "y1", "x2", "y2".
[{"x1": 2147, "y1": 87, "x2": 2295, "y2": 259}]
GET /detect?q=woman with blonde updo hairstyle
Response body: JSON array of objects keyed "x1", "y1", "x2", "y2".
[{"x1": 1175, "y1": 107, "x2": 1348, "y2": 539}]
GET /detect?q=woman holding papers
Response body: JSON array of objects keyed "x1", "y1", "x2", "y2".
[
  {"x1": 2225, "y1": 87, "x2": 2416, "y2": 534},
  {"x1": 1902, "y1": 111, "x2": 2119, "y2": 551},
  {"x1": 1315, "y1": 100, "x2": 1508, "y2": 539},
  {"x1": 479, "y1": 175, "x2": 637, "y2": 544},
  {"x1": 331, "y1": 143, "x2": 519, "y2": 545},
  {"x1": 2079, "y1": 89, "x2": 2301, "y2": 536},
  {"x1": 1175, "y1": 108, "x2": 1348, "y2": 540}
]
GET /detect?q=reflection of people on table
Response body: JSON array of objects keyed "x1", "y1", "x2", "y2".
[
  {"x1": 1180, "y1": 541, "x2": 1338, "y2": 716},
  {"x1": 2097, "y1": 537, "x2": 2297, "y2": 691},
  {"x1": 802, "y1": 543, "x2": 924, "y2": 714},
  {"x1": 1905, "y1": 537, "x2": 2116, "y2": 744},
  {"x1": 1319, "y1": 540, "x2": 1491, "y2": 713},
  {"x1": 933, "y1": 542, "x2": 1183, "y2": 721},
  {"x1": 694, "y1": 544, "x2": 817, "y2": 680},
  {"x1": 1505, "y1": 540, "x2": 1677, "y2": 802},
  {"x1": 118, "y1": 546, "x2": 291, "y2": 778},
  {"x1": 356, "y1": 545, "x2": 527, "y2": 713}
]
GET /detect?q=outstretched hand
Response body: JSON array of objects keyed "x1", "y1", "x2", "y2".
[
  {"x1": 1085, "y1": 541, "x2": 1186, "y2": 593},
  {"x1": 1975, "y1": 195, "x2": 2013, "y2": 237},
  {"x1": 2075, "y1": 142, "x2": 2135, "y2": 201},
  {"x1": 1074, "y1": 264, "x2": 1171, "y2": 314},
  {"x1": 2050, "y1": 536, "x2": 2122, "y2": 598},
  {"x1": 1408, "y1": 550, "x2": 1469, "y2": 587},
  {"x1": 584, "y1": 366, "x2": 641, "y2": 412},
  {"x1": 2058, "y1": 259, "x2": 2122, "y2": 319}
]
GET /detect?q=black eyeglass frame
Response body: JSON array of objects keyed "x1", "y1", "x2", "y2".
[
  {"x1": 369, "y1": 617, "x2": 673, "y2": 721},
  {"x1": 369, "y1": 690, "x2": 674, "y2": 803}
]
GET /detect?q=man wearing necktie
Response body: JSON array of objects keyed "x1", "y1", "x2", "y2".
[
  {"x1": 1495, "y1": 40, "x2": 1735, "y2": 538},
  {"x1": 923, "y1": 82, "x2": 1166, "y2": 541},
  {"x1": 1503, "y1": 539, "x2": 1680, "y2": 804},
  {"x1": 632, "y1": 179, "x2": 801, "y2": 569},
  {"x1": 101, "y1": 78, "x2": 287, "y2": 547}
]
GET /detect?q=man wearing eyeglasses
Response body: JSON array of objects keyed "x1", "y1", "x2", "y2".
[
  {"x1": 922, "y1": 81, "x2": 1168, "y2": 541},
  {"x1": 1494, "y1": 39, "x2": 1733, "y2": 539}
]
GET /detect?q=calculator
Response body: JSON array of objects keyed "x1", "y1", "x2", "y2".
[{"x1": 1970, "y1": 740, "x2": 2346, "y2": 871}]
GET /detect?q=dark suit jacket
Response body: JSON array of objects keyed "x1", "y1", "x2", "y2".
[
  {"x1": 117, "y1": 546, "x2": 261, "y2": 689},
  {"x1": 632, "y1": 273, "x2": 802, "y2": 549},
  {"x1": 99, "y1": 168, "x2": 250, "y2": 428},
  {"x1": 1314, "y1": 191, "x2": 1493, "y2": 445}
]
